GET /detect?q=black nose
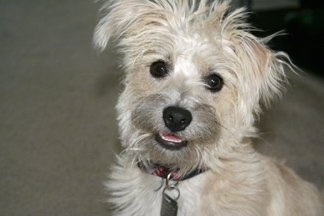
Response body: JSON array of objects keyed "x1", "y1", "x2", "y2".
[{"x1": 163, "y1": 106, "x2": 192, "y2": 132}]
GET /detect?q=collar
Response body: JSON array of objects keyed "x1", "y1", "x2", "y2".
[{"x1": 137, "y1": 161, "x2": 207, "y2": 181}]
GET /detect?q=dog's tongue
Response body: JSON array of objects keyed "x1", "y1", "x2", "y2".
[{"x1": 160, "y1": 133, "x2": 183, "y2": 143}]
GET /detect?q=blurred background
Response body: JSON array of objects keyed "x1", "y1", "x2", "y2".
[
  {"x1": 248, "y1": 0, "x2": 324, "y2": 76},
  {"x1": 0, "y1": 0, "x2": 323, "y2": 215}
]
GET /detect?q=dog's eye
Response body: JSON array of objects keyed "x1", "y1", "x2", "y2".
[
  {"x1": 204, "y1": 73, "x2": 224, "y2": 92},
  {"x1": 150, "y1": 61, "x2": 169, "y2": 78}
]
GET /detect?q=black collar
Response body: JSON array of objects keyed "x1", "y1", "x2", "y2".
[{"x1": 137, "y1": 161, "x2": 207, "y2": 181}]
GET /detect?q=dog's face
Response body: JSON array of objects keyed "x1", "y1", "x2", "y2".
[{"x1": 94, "y1": 0, "x2": 289, "y2": 174}]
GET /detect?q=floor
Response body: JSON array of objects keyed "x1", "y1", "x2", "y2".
[{"x1": 0, "y1": 1, "x2": 323, "y2": 215}]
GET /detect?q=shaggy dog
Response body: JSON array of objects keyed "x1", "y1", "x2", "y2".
[{"x1": 94, "y1": 0, "x2": 322, "y2": 215}]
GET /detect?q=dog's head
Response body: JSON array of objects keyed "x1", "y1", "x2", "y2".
[{"x1": 94, "y1": 0, "x2": 291, "y2": 174}]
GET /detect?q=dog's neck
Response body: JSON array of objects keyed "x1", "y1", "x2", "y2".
[{"x1": 137, "y1": 160, "x2": 207, "y2": 181}]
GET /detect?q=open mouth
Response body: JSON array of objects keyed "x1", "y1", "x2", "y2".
[{"x1": 155, "y1": 132, "x2": 188, "y2": 150}]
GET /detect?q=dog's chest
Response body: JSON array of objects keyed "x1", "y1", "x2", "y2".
[
  {"x1": 109, "y1": 165, "x2": 270, "y2": 216},
  {"x1": 145, "y1": 180, "x2": 205, "y2": 216},
  {"x1": 109, "y1": 169, "x2": 206, "y2": 216}
]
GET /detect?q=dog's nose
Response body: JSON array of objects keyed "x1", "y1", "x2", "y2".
[{"x1": 163, "y1": 106, "x2": 192, "y2": 132}]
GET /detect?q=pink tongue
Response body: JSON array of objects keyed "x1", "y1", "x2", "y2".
[{"x1": 161, "y1": 133, "x2": 183, "y2": 143}]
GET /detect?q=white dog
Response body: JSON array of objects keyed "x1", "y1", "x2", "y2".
[{"x1": 94, "y1": 0, "x2": 323, "y2": 215}]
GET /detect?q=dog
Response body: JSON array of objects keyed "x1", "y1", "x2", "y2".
[{"x1": 94, "y1": 0, "x2": 323, "y2": 215}]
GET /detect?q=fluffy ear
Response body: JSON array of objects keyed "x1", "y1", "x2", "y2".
[
  {"x1": 241, "y1": 37, "x2": 290, "y2": 106},
  {"x1": 242, "y1": 36, "x2": 295, "y2": 106},
  {"x1": 254, "y1": 41, "x2": 291, "y2": 106},
  {"x1": 93, "y1": 0, "x2": 150, "y2": 50},
  {"x1": 221, "y1": 8, "x2": 292, "y2": 108}
]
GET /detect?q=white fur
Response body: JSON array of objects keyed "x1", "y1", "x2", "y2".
[{"x1": 95, "y1": 0, "x2": 323, "y2": 215}]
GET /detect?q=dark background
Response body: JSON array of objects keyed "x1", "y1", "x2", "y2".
[{"x1": 250, "y1": 0, "x2": 324, "y2": 75}]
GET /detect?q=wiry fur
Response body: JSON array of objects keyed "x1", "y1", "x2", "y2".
[{"x1": 94, "y1": 0, "x2": 323, "y2": 215}]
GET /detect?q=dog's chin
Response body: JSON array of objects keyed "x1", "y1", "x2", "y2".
[
  {"x1": 155, "y1": 132, "x2": 188, "y2": 151},
  {"x1": 132, "y1": 132, "x2": 205, "y2": 173}
]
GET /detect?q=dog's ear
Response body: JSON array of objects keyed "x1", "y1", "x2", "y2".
[
  {"x1": 94, "y1": 0, "x2": 132, "y2": 50},
  {"x1": 239, "y1": 37, "x2": 290, "y2": 107},
  {"x1": 93, "y1": 0, "x2": 141, "y2": 50},
  {"x1": 242, "y1": 35, "x2": 297, "y2": 109},
  {"x1": 93, "y1": 0, "x2": 170, "y2": 50},
  {"x1": 251, "y1": 40, "x2": 291, "y2": 107},
  {"x1": 220, "y1": 8, "x2": 292, "y2": 108}
]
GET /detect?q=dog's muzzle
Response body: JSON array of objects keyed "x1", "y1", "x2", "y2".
[
  {"x1": 154, "y1": 106, "x2": 192, "y2": 150},
  {"x1": 163, "y1": 106, "x2": 192, "y2": 132}
]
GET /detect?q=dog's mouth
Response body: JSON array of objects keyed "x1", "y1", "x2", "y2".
[{"x1": 155, "y1": 132, "x2": 188, "y2": 150}]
